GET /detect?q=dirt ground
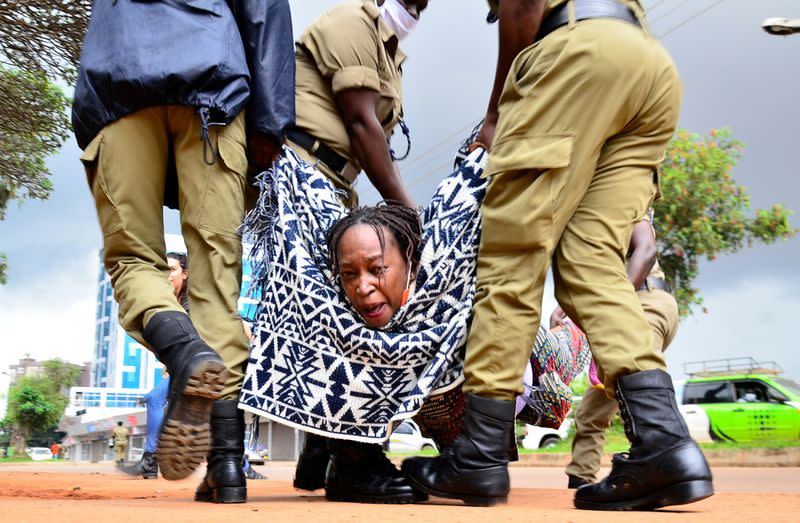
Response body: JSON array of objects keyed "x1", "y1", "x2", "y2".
[{"x1": 1, "y1": 461, "x2": 797, "y2": 522}]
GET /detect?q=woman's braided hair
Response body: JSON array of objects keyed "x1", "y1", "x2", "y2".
[{"x1": 326, "y1": 202, "x2": 422, "y2": 278}]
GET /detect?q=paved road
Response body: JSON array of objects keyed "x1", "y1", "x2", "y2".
[{"x1": 0, "y1": 462, "x2": 796, "y2": 522}]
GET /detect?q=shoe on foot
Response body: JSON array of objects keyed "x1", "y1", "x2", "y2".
[
  {"x1": 118, "y1": 451, "x2": 159, "y2": 479},
  {"x1": 402, "y1": 394, "x2": 515, "y2": 506},
  {"x1": 195, "y1": 400, "x2": 247, "y2": 503},
  {"x1": 325, "y1": 440, "x2": 425, "y2": 504},
  {"x1": 143, "y1": 311, "x2": 229, "y2": 481},
  {"x1": 574, "y1": 369, "x2": 714, "y2": 511},
  {"x1": 293, "y1": 433, "x2": 330, "y2": 491}
]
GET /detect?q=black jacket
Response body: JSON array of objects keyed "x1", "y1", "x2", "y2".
[{"x1": 72, "y1": 0, "x2": 295, "y2": 150}]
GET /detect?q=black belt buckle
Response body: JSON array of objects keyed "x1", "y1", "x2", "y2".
[
  {"x1": 536, "y1": 0, "x2": 641, "y2": 41},
  {"x1": 287, "y1": 128, "x2": 348, "y2": 175}
]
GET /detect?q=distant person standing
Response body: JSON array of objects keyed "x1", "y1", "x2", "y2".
[
  {"x1": 112, "y1": 422, "x2": 129, "y2": 465},
  {"x1": 563, "y1": 210, "x2": 680, "y2": 487},
  {"x1": 72, "y1": 0, "x2": 295, "y2": 504}
]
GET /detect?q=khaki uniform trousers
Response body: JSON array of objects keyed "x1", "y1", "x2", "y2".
[
  {"x1": 566, "y1": 288, "x2": 679, "y2": 482},
  {"x1": 463, "y1": 19, "x2": 682, "y2": 401},
  {"x1": 114, "y1": 442, "x2": 127, "y2": 462},
  {"x1": 81, "y1": 106, "x2": 250, "y2": 399}
]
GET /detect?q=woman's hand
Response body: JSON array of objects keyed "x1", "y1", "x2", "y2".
[
  {"x1": 549, "y1": 305, "x2": 567, "y2": 330},
  {"x1": 475, "y1": 116, "x2": 497, "y2": 151}
]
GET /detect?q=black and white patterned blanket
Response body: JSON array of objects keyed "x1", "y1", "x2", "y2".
[{"x1": 239, "y1": 147, "x2": 488, "y2": 442}]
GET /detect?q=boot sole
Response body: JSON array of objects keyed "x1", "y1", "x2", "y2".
[
  {"x1": 574, "y1": 479, "x2": 715, "y2": 511},
  {"x1": 293, "y1": 478, "x2": 325, "y2": 491},
  {"x1": 157, "y1": 359, "x2": 228, "y2": 481},
  {"x1": 325, "y1": 491, "x2": 425, "y2": 504},
  {"x1": 405, "y1": 475, "x2": 506, "y2": 507},
  {"x1": 195, "y1": 486, "x2": 247, "y2": 503}
]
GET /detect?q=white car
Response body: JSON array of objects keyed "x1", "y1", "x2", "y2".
[
  {"x1": 26, "y1": 447, "x2": 54, "y2": 461},
  {"x1": 521, "y1": 419, "x2": 572, "y2": 450},
  {"x1": 388, "y1": 420, "x2": 437, "y2": 453}
]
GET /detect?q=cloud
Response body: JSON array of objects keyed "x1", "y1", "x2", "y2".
[
  {"x1": 666, "y1": 275, "x2": 800, "y2": 380},
  {"x1": 0, "y1": 249, "x2": 97, "y2": 372}
]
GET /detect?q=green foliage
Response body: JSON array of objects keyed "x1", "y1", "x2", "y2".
[
  {"x1": 6, "y1": 380, "x2": 59, "y2": 436},
  {"x1": 4, "y1": 359, "x2": 82, "y2": 451},
  {"x1": 655, "y1": 129, "x2": 798, "y2": 316},
  {"x1": 0, "y1": 1, "x2": 91, "y2": 284},
  {"x1": 569, "y1": 371, "x2": 589, "y2": 397}
]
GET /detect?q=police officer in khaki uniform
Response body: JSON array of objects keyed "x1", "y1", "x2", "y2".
[
  {"x1": 112, "y1": 422, "x2": 130, "y2": 465},
  {"x1": 286, "y1": 0, "x2": 428, "y2": 505},
  {"x1": 72, "y1": 1, "x2": 295, "y2": 502},
  {"x1": 563, "y1": 210, "x2": 680, "y2": 487},
  {"x1": 287, "y1": 0, "x2": 419, "y2": 210},
  {"x1": 403, "y1": 0, "x2": 713, "y2": 510}
]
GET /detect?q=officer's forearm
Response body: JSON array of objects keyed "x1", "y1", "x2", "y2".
[
  {"x1": 485, "y1": 0, "x2": 546, "y2": 123},
  {"x1": 349, "y1": 114, "x2": 414, "y2": 208}
]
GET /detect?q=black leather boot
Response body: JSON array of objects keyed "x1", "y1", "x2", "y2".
[
  {"x1": 567, "y1": 475, "x2": 588, "y2": 489},
  {"x1": 401, "y1": 393, "x2": 515, "y2": 506},
  {"x1": 293, "y1": 433, "x2": 330, "y2": 491},
  {"x1": 143, "y1": 311, "x2": 228, "y2": 481},
  {"x1": 574, "y1": 369, "x2": 714, "y2": 510},
  {"x1": 195, "y1": 400, "x2": 247, "y2": 503},
  {"x1": 325, "y1": 440, "x2": 425, "y2": 504},
  {"x1": 118, "y1": 451, "x2": 158, "y2": 479}
]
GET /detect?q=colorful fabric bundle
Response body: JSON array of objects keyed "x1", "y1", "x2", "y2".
[{"x1": 516, "y1": 319, "x2": 592, "y2": 428}]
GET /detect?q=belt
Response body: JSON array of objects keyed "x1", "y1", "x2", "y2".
[
  {"x1": 536, "y1": 0, "x2": 641, "y2": 41},
  {"x1": 638, "y1": 277, "x2": 672, "y2": 293},
  {"x1": 286, "y1": 128, "x2": 349, "y2": 176}
]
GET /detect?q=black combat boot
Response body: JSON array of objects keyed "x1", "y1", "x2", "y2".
[
  {"x1": 195, "y1": 400, "x2": 247, "y2": 503},
  {"x1": 143, "y1": 311, "x2": 228, "y2": 481},
  {"x1": 293, "y1": 433, "x2": 330, "y2": 491},
  {"x1": 118, "y1": 451, "x2": 159, "y2": 479},
  {"x1": 401, "y1": 394, "x2": 515, "y2": 506},
  {"x1": 574, "y1": 369, "x2": 714, "y2": 510},
  {"x1": 325, "y1": 440, "x2": 425, "y2": 504},
  {"x1": 567, "y1": 475, "x2": 588, "y2": 489}
]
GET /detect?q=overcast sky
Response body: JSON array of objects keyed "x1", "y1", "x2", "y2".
[{"x1": 1, "y1": 1, "x2": 798, "y2": 396}]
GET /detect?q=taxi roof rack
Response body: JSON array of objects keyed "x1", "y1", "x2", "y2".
[{"x1": 684, "y1": 357, "x2": 783, "y2": 378}]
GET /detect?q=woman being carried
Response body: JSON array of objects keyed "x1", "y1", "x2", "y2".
[{"x1": 241, "y1": 147, "x2": 589, "y2": 504}]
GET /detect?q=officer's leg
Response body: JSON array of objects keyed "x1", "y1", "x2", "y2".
[
  {"x1": 639, "y1": 289, "x2": 680, "y2": 352},
  {"x1": 566, "y1": 386, "x2": 619, "y2": 485},
  {"x1": 170, "y1": 106, "x2": 249, "y2": 503},
  {"x1": 81, "y1": 107, "x2": 182, "y2": 343},
  {"x1": 558, "y1": 98, "x2": 712, "y2": 512}
]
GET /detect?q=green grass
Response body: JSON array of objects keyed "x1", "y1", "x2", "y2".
[
  {"x1": 520, "y1": 419, "x2": 800, "y2": 454},
  {"x1": 0, "y1": 456, "x2": 33, "y2": 463}
]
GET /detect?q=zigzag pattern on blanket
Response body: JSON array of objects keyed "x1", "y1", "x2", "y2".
[{"x1": 239, "y1": 147, "x2": 489, "y2": 441}]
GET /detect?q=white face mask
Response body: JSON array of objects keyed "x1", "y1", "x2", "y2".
[{"x1": 380, "y1": 0, "x2": 419, "y2": 41}]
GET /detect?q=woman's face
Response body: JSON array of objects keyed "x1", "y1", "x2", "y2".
[
  {"x1": 337, "y1": 224, "x2": 410, "y2": 328},
  {"x1": 167, "y1": 257, "x2": 187, "y2": 299}
]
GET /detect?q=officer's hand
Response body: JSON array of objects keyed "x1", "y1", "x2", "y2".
[
  {"x1": 475, "y1": 118, "x2": 497, "y2": 151},
  {"x1": 549, "y1": 305, "x2": 567, "y2": 330},
  {"x1": 248, "y1": 132, "x2": 283, "y2": 172}
]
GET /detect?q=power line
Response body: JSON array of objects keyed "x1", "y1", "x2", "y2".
[
  {"x1": 399, "y1": 118, "x2": 482, "y2": 170},
  {"x1": 647, "y1": 0, "x2": 673, "y2": 14},
  {"x1": 650, "y1": 0, "x2": 691, "y2": 25},
  {"x1": 657, "y1": 0, "x2": 728, "y2": 39}
]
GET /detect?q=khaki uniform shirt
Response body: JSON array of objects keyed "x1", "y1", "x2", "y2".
[
  {"x1": 295, "y1": 0, "x2": 406, "y2": 171},
  {"x1": 488, "y1": 0, "x2": 646, "y2": 19},
  {"x1": 113, "y1": 426, "x2": 129, "y2": 445}
]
